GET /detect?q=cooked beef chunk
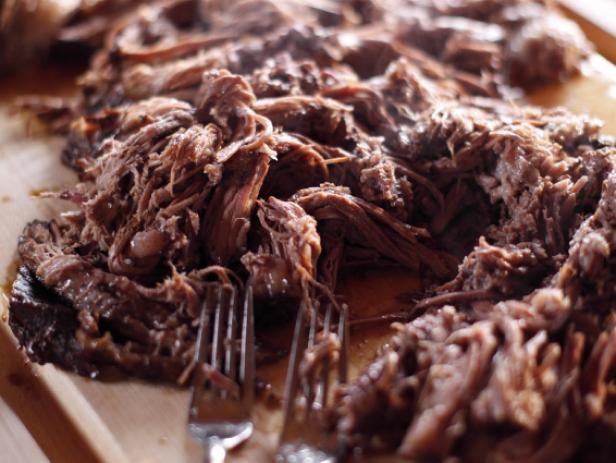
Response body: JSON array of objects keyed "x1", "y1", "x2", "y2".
[
  {"x1": 8, "y1": 0, "x2": 615, "y2": 461},
  {"x1": 339, "y1": 303, "x2": 616, "y2": 461},
  {"x1": 10, "y1": 266, "x2": 96, "y2": 377},
  {"x1": 17, "y1": 0, "x2": 590, "y2": 125},
  {"x1": 338, "y1": 171, "x2": 616, "y2": 461},
  {"x1": 292, "y1": 184, "x2": 456, "y2": 276},
  {"x1": 14, "y1": 219, "x2": 203, "y2": 382},
  {"x1": 242, "y1": 197, "x2": 322, "y2": 301}
]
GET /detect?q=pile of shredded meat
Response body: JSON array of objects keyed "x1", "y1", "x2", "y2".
[
  {"x1": 0, "y1": 0, "x2": 157, "y2": 74},
  {"x1": 8, "y1": 0, "x2": 615, "y2": 461}
]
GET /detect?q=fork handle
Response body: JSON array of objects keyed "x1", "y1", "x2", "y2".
[{"x1": 203, "y1": 438, "x2": 226, "y2": 463}]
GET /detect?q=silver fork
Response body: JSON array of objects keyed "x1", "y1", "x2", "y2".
[
  {"x1": 188, "y1": 283, "x2": 255, "y2": 463},
  {"x1": 278, "y1": 301, "x2": 349, "y2": 463}
]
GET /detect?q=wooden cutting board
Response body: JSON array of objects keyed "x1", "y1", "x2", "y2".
[{"x1": 0, "y1": 56, "x2": 615, "y2": 463}]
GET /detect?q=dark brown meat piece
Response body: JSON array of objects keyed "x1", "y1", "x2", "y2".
[
  {"x1": 10, "y1": 266, "x2": 96, "y2": 378},
  {"x1": 19, "y1": 0, "x2": 589, "y2": 120},
  {"x1": 338, "y1": 171, "x2": 616, "y2": 461},
  {"x1": 339, "y1": 303, "x2": 616, "y2": 461},
  {"x1": 242, "y1": 196, "x2": 322, "y2": 301},
  {"x1": 507, "y1": 13, "x2": 592, "y2": 87},
  {"x1": 293, "y1": 184, "x2": 456, "y2": 277},
  {"x1": 12, "y1": 220, "x2": 199, "y2": 382}
]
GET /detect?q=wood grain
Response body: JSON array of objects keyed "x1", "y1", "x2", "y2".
[{"x1": 0, "y1": 57, "x2": 615, "y2": 462}]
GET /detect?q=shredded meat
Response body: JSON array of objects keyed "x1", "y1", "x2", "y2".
[{"x1": 6, "y1": 0, "x2": 615, "y2": 461}]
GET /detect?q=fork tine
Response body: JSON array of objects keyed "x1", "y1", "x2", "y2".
[
  {"x1": 304, "y1": 301, "x2": 320, "y2": 409},
  {"x1": 318, "y1": 303, "x2": 333, "y2": 409},
  {"x1": 278, "y1": 300, "x2": 351, "y2": 462},
  {"x1": 308, "y1": 300, "x2": 319, "y2": 350},
  {"x1": 188, "y1": 282, "x2": 255, "y2": 462},
  {"x1": 280, "y1": 301, "x2": 308, "y2": 439},
  {"x1": 220, "y1": 286, "x2": 238, "y2": 401},
  {"x1": 203, "y1": 284, "x2": 218, "y2": 364},
  {"x1": 224, "y1": 287, "x2": 238, "y2": 381},
  {"x1": 240, "y1": 283, "x2": 255, "y2": 405},
  {"x1": 210, "y1": 285, "x2": 227, "y2": 376},
  {"x1": 338, "y1": 304, "x2": 349, "y2": 384},
  {"x1": 190, "y1": 284, "x2": 216, "y2": 415}
]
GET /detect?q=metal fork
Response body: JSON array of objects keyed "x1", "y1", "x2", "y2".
[
  {"x1": 188, "y1": 283, "x2": 255, "y2": 463},
  {"x1": 278, "y1": 301, "x2": 349, "y2": 463}
]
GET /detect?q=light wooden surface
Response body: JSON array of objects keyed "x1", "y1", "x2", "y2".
[
  {"x1": 0, "y1": 397, "x2": 47, "y2": 463},
  {"x1": 560, "y1": 0, "x2": 616, "y2": 64},
  {"x1": 530, "y1": 55, "x2": 616, "y2": 134},
  {"x1": 0, "y1": 56, "x2": 615, "y2": 462}
]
